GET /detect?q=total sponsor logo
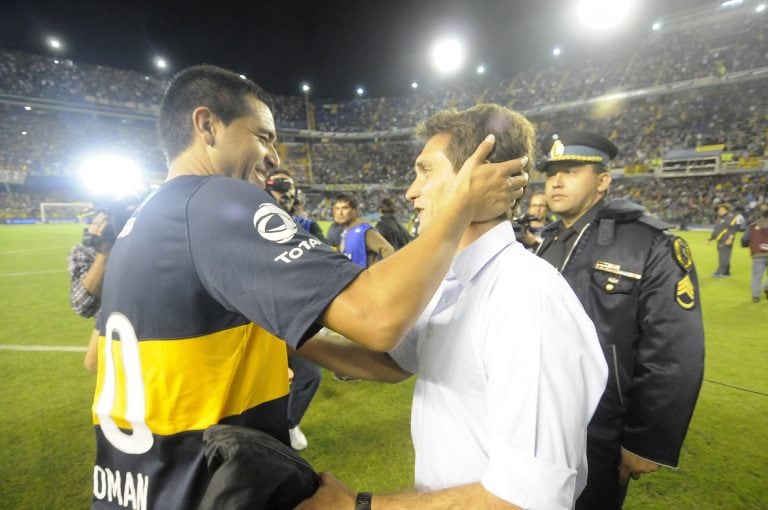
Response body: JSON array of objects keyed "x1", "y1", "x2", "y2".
[
  {"x1": 253, "y1": 203, "x2": 298, "y2": 244},
  {"x1": 253, "y1": 203, "x2": 322, "y2": 263}
]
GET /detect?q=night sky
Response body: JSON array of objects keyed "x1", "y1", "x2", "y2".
[{"x1": 0, "y1": 0, "x2": 720, "y2": 99}]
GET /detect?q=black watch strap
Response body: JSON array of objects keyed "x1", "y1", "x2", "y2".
[{"x1": 355, "y1": 491, "x2": 373, "y2": 510}]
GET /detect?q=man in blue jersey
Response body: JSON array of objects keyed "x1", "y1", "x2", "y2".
[
  {"x1": 334, "y1": 193, "x2": 394, "y2": 267},
  {"x1": 90, "y1": 64, "x2": 529, "y2": 509}
]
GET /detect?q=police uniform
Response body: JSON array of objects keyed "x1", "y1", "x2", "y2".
[
  {"x1": 535, "y1": 131, "x2": 705, "y2": 510},
  {"x1": 709, "y1": 204, "x2": 741, "y2": 276},
  {"x1": 92, "y1": 175, "x2": 362, "y2": 509}
]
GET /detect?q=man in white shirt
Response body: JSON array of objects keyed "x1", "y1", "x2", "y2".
[{"x1": 296, "y1": 104, "x2": 608, "y2": 510}]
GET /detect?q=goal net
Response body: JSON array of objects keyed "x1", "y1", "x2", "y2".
[{"x1": 39, "y1": 202, "x2": 94, "y2": 223}]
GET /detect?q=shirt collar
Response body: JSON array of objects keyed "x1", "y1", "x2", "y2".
[
  {"x1": 452, "y1": 222, "x2": 515, "y2": 287},
  {"x1": 568, "y1": 198, "x2": 605, "y2": 233}
]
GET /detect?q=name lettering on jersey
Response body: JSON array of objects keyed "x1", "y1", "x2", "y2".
[
  {"x1": 274, "y1": 238, "x2": 323, "y2": 263},
  {"x1": 93, "y1": 465, "x2": 149, "y2": 510},
  {"x1": 118, "y1": 217, "x2": 135, "y2": 239},
  {"x1": 254, "y1": 203, "x2": 298, "y2": 244}
]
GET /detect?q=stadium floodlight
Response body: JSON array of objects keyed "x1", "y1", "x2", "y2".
[
  {"x1": 720, "y1": 0, "x2": 743, "y2": 7},
  {"x1": 652, "y1": 21, "x2": 662, "y2": 30},
  {"x1": 411, "y1": 81, "x2": 419, "y2": 89},
  {"x1": 24, "y1": 106, "x2": 32, "y2": 111},
  {"x1": 301, "y1": 82, "x2": 310, "y2": 93},
  {"x1": 46, "y1": 36, "x2": 63, "y2": 51},
  {"x1": 476, "y1": 64, "x2": 486, "y2": 75},
  {"x1": 21, "y1": 131, "x2": 28, "y2": 136},
  {"x1": 553, "y1": 46, "x2": 562, "y2": 57},
  {"x1": 153, "y1": 56, "x2": 168, "y2": 71},
  {"x1": 430, "y1": 37, "x2": 465, "y2": 74},
  {"x1": 575, "y1": 0, "x2": 634, "y2": 31},
  {"x1": 76, "y1": 154, "x2": 146, "y2": 200},
  {"x1": 757, "y1": 3, "x2": 766, "y2": 12},
  {"x1": 239, "y1": 74, "x2": 247, "y2": 79},
  {"x1": 356, "y1": 87, "x2": 365, "y2": 96}
]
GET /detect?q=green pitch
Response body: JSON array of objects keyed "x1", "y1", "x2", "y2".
[{"x1": 0, "y1": 224, "x2": 765, "y2": 508}]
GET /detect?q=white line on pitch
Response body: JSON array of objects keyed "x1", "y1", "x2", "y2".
[
  {"x1": 0, "y1": 344, "x2": 86, "y2": 352},
  {"x1": 0, "y1": 269, "x2": 67, "y2": 277}
]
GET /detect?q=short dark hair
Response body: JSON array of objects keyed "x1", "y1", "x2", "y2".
[
  {"x1": 158, "y1": 65, "x2": 273, "y2": 162},
  {"x1": 379, "y1": 198, "x2": 396, "y2": 214},
  {"x1": 268, "y1": 169, "x2": 293, "y2": 179},
  {"x1": 415, "y1": 104, "x2": 536, "y2": 175},
  {"x1": 333, "y1": 193, "x2": 358, "y2": 210}
]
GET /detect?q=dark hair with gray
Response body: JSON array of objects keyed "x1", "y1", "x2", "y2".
[
  {"x1": 379, "y1": 197, "x2": 396, "y2": 214},
  {"x1": 158, "y1": 65, "x2": 273, "y2": 162},
  {"x1": 414, "y1": 104, "x2": 536, "y2": 175}
]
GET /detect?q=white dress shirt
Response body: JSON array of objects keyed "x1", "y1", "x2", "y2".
[{"x1": 389, "y1": 221, "x2": 607, "y2": 509}]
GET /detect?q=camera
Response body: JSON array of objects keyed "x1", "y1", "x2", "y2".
[
  {"x1": 265, "y1": 177, "x2": 293, "y2": 193},
  {"x1": 513, "y1": 213, "x2": 537, "y2": 229},
  {"x1": 81, "y1": 197, "x2": 140, "y2": 248}
]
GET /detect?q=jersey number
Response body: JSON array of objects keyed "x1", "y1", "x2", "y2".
[{"x1": 94, "y1": 313, "x2": 154, "y2": 454}]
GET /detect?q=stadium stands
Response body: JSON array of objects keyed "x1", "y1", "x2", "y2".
[{"x1": 0, "y1": 3, "x2": 765, "y2": 224}]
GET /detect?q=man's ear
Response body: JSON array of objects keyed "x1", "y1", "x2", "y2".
[
  {"x1": 597, "y1": 171, "x2": 612, "y2": 194},
  {"x1": 192, "y1": 106, "x2": 216, "y2": 146}
]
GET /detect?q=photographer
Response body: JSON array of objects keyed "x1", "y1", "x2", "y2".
[
  {"x1": 267, "y1": 169, "x2": 326, "y2": 243},
  {"x1": 516, "y1": 191, "x2": 550, "y2": 251},
  {"x1": 68, "y1": 200, "x2": 139, "y2": 372},
  {"x1": 68, "y1": 212, "x2": 115, "y2": 319}
]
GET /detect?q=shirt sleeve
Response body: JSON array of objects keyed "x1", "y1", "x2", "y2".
[
  {"x1": 387, "y1": 328, "x2": 419, "y2": 374},
  {"x1": 67, "y1": 243, "x2": 100, "y2": 318},
  {"x1": 186, "y1": 177, "x2": 364, "y2": 349},
  {"x1": 480, "y1": 275, "x2": 607, "y2": 509}
]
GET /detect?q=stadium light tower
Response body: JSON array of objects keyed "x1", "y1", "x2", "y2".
[
  {"x1": 652, "y1": 21, "x2": 662, "y2": 31},
  {"x1": 411, "y1": 81, "x2": 419, "y2": 90},
  {"x1": 476, "y1": 64, "x2": 486, "y2": 75},
  {"x1": 575, "y1": 0, "x2": 634, "y2": 31},
  {"x1": 356, "y1": 86, "x2": 365, "y2": 96},
  {"x1": 553, "y1": 46, "x2": 562, "y2": 57},
  {"x1": 46, "y1": 36, "x2": 63, "y2": 52},
  {"x1": 431, "y1": 37, "x2": 465, "y2": 74},
  {"x1": 153, "y1": 56, "x2": 168, "y2": 72},
  {"x1": 757, "y1": 3, "x2": 766, "y2": 12}
]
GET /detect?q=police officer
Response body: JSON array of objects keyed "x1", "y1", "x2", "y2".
[
  {"x1": 535, "y1": 130, "x2": 705, "y2": 509},
  {"x1": 709, "y1": 203, "x2": 742, "y2": 277}
]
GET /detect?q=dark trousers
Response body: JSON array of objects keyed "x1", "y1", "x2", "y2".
[
  {"x1": 287, "y1": 356, "x2": 321, "y2": 428},
  {"x1": 716, "y1": 245, "x2": 732, "y2": 275},
  {"x1": 576, "y1": 440, "x2": 629, "y2": 510}
]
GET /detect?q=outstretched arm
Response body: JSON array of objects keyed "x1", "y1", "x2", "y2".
[{"x1": 296, "y1": 332, "x2": 410, "y2": 383}]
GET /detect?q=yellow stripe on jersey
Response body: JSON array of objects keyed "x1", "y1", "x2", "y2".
[{"x1": 92, "y1": 323, "x2": 289, "y2": 436}]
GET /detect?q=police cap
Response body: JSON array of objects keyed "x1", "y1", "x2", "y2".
[{"x1": 537, "y1": 130, "x2": 618, "y2": 173}]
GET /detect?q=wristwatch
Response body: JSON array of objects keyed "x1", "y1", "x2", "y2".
[{"x1": 355, "y1": 491, "x2": 373, "y2": 510}]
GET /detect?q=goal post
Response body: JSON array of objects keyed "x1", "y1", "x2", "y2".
[{"x1": 39, "y1": 202, "x2": 94, "y2": 223}]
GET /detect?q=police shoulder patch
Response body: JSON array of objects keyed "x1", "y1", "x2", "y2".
[{"x1": 672, "y1": 237, "x2": 693, "y2": 271}]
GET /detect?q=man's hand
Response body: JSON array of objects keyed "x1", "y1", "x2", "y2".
[
  {"x1": 87, "y1": 213, "x2": 114, "y2": 254},
  {"x1": 452, "y1": 134, "x2": 529, "y2": 223},
  {"x1": 521, "y1": 229, "x2": 539, "y2": 248},
  {"x1": 618, "y1": 448, "x2": 659, "y2": 485},
  {"x1": 295, "y1": 472, "x2": 355, "y2": 509}
]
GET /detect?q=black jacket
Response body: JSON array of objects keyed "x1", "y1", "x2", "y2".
[
  {"x1": 376, "y1": 214, "x2": 412, "y2": 250},
  {"x1": 537, "y1": 199, "x2": 705, "y2": 467}
]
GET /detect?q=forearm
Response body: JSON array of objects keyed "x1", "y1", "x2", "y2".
[
  {"x1": 297, "y1": 333, "x2": 410, "y2": 383},
  {"x1": 366, "y1": 230, "x2": 395, "y2": 259},
  {"x1": 371, "y1": 483, "x2": 520, "y2": 510},
  {"x1": 81, "y1": 252, "x2": 110, "y2": 296},
  {"x1": 321, "y1": 200, "x2": 470, "y2": 351}
]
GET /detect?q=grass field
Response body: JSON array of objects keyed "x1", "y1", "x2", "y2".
[{"x1": 1, "y1": 222, "x2": 766, "y2": 509}]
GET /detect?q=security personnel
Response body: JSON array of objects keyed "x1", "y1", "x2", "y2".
[
  {"x1": 535, "y1": 130, "x2": 705, "y2": 509},
  {"x1": 709, "y1": 203, "x2": 741, "y2": 277}
]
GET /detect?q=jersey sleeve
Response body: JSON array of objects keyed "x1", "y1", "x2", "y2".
[{"x1": 187, "y1": 177, "x2": 363, "y2": 349}]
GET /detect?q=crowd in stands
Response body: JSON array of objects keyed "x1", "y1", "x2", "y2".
[{"x1": 0, "y1": 3, "x2": 766, "y2": 224}]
